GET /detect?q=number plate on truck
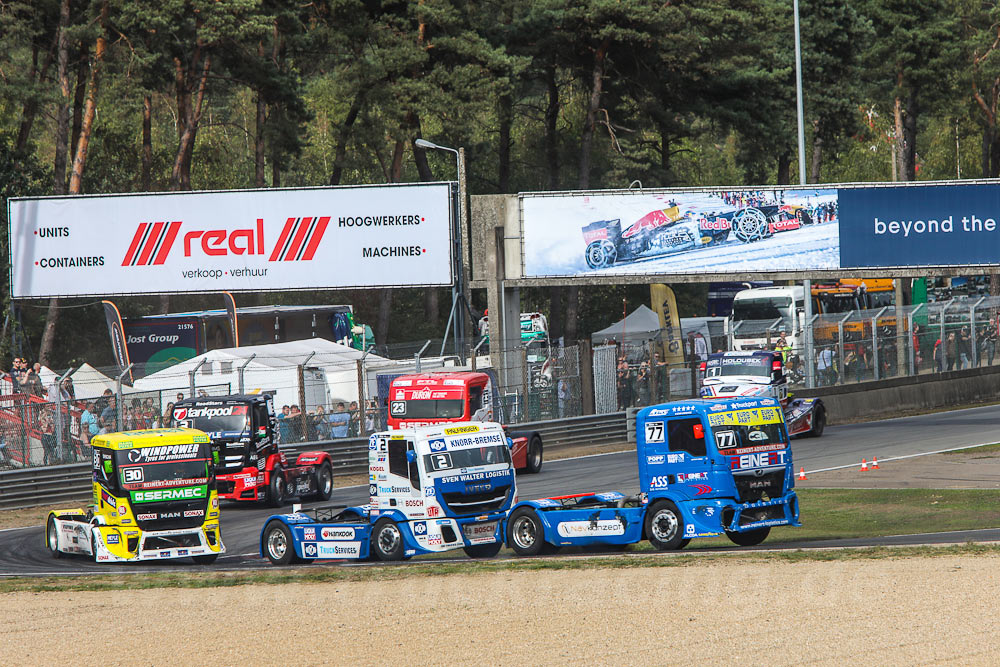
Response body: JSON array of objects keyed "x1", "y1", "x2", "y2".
[{"x1": 463, "y1": 521, "x2": 498, "y2": 544}]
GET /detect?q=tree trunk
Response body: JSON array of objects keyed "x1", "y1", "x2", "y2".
[
  {"x1": 141, "y1": 95, "x2": 153, "y2": 191},
  {"x1": 498, "y1": 92, "x2": 512, "y2": 192},
  {"x1": 171, "y1": 50, "x2": 211, "y2": 191},
  {"x1": 52, "y1": 0, "x2": 72, "y2": 196},
  {"x1": 578, "y1": 38, "x2": 610, "y2": 189},
  {"x1": 389, "y1": 138, "x2": 405, "y2": 182},
  {"x1": 658, "y1": 120, "x2": 671, "y2": 183},
  {"x1": 329, "y1": 92, "x2": 362, "y2": 186},
  {"x1": 565, "y1": 287, "x2": 580, "y2": 344},
  {"x1": 255, "y1": 88, "x2": 266, "y2": 187},
  {"x1": 16, "y1": 41, "x2": 55, "y2": 155},
  {"x1": 544, "y1": 64, "x2": 559, "y2": 190},
  {"x1": 70, "y1": 42, "x2": 89, "y2": 160},
  {"x1": 776, "y1": 152, "x2": 791, "y2": 185},
  {"x1": 901, "y1": 94, "x2": 918, "y2": 180},
  {"x1": 424, "y1": 289, "x2": 440, "y2": 328},
  {"x1": 809, "y1": 120, "x2": 823, "y2": 184},
  {"x1": 376, "y1": 288, "x2": 393, "y2": 345}
]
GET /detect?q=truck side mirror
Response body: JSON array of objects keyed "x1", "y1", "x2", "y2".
[{"x1": 406, "y1": 450, "x2": 416, "y2": 463}]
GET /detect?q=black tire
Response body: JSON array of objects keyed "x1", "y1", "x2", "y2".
[
  {"x1": 506, "y1": 507, "x2": 547, "y2": 557},
  {"x1": 192, "y1": 553, "x2": 219, "y2": 565},
  {"x1": 372, "y1": 518, "x2": 405, "y2": 561},
  {"x1": 46, "y1": 516, "x2": 62, "y2": 558},
  {"x1": 262, "y1": 520, "x2": 298, "y2": 565},
  {"x1": 525, "y1": 436, "x2": 543, "y2": 474},
  {"x1": 91, "y1": 531, "x2": 99, "y2": 563},
  {"x1": 311, "y1": 462, "x2": 334, "y2": 501},
  {"x1": 732, "y1": 208, "x2": 769, "y2": 243},
  {"x1": 644, "y1": 500, "x2": 688, "y2": 551},
  {"x1": 266, "y1": 465, "x2": 286, "y2": 508},
  {"x1": 808, "y1": 404, "x2": 826, "y2": 438},
  {"x1": 463, "y1": 541, "x2": 503, "y2": 559},
  {"x1": 585, "y1": 239, "x2": 617, "y2": 269},
  {"x1": 726, "y1": 527, "x2": 770, "y2": 547}
]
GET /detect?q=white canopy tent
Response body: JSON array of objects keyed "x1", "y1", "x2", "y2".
[{"x1": 591, "y1": 305, "x2": 665, "y2": 345}]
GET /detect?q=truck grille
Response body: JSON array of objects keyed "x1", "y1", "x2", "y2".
[
  {"x1": 440, "y1": 485, "x2": 511, "y2": 515},
  {"x1": 133, "y1": 499, "x2": 210, "y2": 531},
  {"x1": 733, "y1": 470, "x2": 785, "y2": 503}
]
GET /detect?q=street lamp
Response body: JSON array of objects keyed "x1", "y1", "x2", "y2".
[{"x1": 415, "y1": 138, "x2": 469, "y2": 362}]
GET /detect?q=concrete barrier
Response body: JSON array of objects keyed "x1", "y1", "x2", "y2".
[{"x1": 797, "y1": 364, "x2": 1000, "y2": 424}]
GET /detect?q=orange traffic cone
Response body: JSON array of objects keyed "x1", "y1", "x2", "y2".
[
  {"x1": 872, "y1": 456, "x2": 880, "y2": 470},
  {"x1": 860, "y1": 458, "x2": 869, "y2": 472},
  {"x1": 798, "y1": 467, "x2": 808, "y2": 481}
]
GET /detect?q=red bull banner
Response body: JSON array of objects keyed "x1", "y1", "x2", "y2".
[{"x1": 8, "y1": 182, "x2": 453, "y2": 297}]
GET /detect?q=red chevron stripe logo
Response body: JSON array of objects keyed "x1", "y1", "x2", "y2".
[{"x1": 121, "y1": 221, "x2": 181, "y2": 266}]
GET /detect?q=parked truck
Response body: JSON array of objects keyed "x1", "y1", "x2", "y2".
[
  {"x1": 45, "y1": 428, "x2": 225, "y2": 563},
  {"x1": 172, "y1": 395, "x2": 333, "y2": 506},
  {"x1": 388, "y1": 372, "x2": 543, "y2": 473},
  {"x1": 259, "y1": 421, "x2": 515, "y2": 564},
  {"x1": 504, "y1": 397, "x2": 800, "y2": 555}
]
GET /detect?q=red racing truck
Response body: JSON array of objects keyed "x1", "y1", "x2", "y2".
[{"x1": 387, "y1": 372, "x2": 543, "y2": 473}]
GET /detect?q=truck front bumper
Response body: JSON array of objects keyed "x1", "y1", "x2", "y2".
[
  {"x1": 723, "y1": 492, "x2": 800, "y2": 533},
  {"x1": 93, "y1": 523, "x2": 225, "y2": 562},
  {"x1": 217, "y1": 468, "x2": 264, "y2": 501}
]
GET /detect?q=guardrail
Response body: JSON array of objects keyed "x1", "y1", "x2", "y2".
[{"x1": 0, "y1": 412, "x2": 630, "y2": 510}]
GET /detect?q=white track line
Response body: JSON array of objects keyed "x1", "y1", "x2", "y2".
[{"x1": 805, "y1": 440, "x2": 999, "y2": 474}]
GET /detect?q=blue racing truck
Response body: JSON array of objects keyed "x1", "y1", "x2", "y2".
[
  {"x1": 260, "y1": 422, "x2": 515, "y2": 564},
  {"x1": 505, "y1": 397, "x2": 800, "y2": 555}
]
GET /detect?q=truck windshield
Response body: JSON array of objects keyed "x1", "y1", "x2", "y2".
[
  {"x1": 115, "y1": 445, "x2": 212, "y2": 490},
  {"x1": 707, "y1": 361, "x2": 771, "y2": 378},
  {"x1": 394, "y1": 400, "x2": 465, "y2": 419},
  {"x1": 712, "y1": 423, "x2": 787, "y2": 451},
  {"x1": 423, "y1": 445, "x2": 512, "y2": 473},
  {"x1": 732, "y1": 298, "x2": 789, "y2": 321},
  {"x1": 179, "y1": 405, "x2": 249, "y2": 433}
]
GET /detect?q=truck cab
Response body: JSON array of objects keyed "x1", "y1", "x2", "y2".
[
  {"x1": 388, "y1": 372, "x2": 543, "y2": 473},
  {"x1": 45, "y1": 428, "x2": 225, "y2": 564},
  {"x1": 260, "y1": 422, "x2": 516, "y2": 564},
  {"x1": 173, "y1": 395, "x2": 333, "y2": 506},
  {"x1": 505, "y1": 397, "x2": 801, "y2": 556}
]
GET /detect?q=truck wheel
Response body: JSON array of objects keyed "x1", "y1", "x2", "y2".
[
  {"x1": 192, "y1": 553, "x2": 219, "y2": 565},
  {"x1": 585, "y1": 239, "x2": 617, "y2": 269},
  {"x1": 726, "y1": 527, "x2": 770, "y2": 547},
  {"x1": 645, "y1": 500, "x2": 687, "y2": 551},
  {"x1": 263, "y1": 520, "x2": 298, "y2": 565},
  {"x1": 267, "y1": 466, "x2": 286, "y2": 508},
  {"x1": 46, "y1": 517, "x2": 62, "y2": 558},
  {"x1": 311, "y1": 462, "x2": 333, "y2": 501},
  {"x1": 464, "y1": 542, "x2": 503, "y2": 559},
  {"x1": 91, "y1": 532, "x2": 99, "y2": 562},
  {"x1": 506, "y1": 507, "x2": 547, "y2": 556},
  {"x1": 808, "y1": 404, "x2": 826, "y2": 438},
  {"x1": 372, "y1": 518, "x2": 405, "y2": 561},
  {"x1": 525, "y1": 436, "x2": 543, "y2": 474}
]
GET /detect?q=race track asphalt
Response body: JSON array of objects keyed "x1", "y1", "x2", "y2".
[{"x1": 4, "y1": 403, "x2": 1000, "y2": 576}]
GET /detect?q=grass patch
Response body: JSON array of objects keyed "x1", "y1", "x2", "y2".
[
  {"x1": 3, "y1": 543, "x2": 1000, "y2": 594},
  {"x1": 943, "y1": 442, "x2": 1000, "y2": 456}
]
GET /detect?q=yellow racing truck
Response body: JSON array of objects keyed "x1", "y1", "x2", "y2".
[{"x1": 45, "y1": 428, "x2": 224, "y2": 564}]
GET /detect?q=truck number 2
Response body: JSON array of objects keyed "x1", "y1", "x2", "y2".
[{"x1": 645, "y1": 421, "x2": 664, "y2": 443}]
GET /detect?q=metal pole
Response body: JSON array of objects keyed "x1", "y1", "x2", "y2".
[
  {"x1": 53, "y1": 367, "x2": 74, "y2": 462},
  {"x1": 116, "y1": 364, "x2": 133, "y2": 433},
  {"x1": 358, "y1": 346, "x2": 373, "y2": 436},
  {"x1": 803, "y1": 280, "x2": 814, "y2": 388},
  {"x1": 793, "y1": 0, "x2": 807, "y2": 185},
  {"x1": 237, "y1": 353, "x2": 256, "y2": 394},
  {"x1": 908, "y1": 303, "x2": 925, "y2": 376},
  {"x1": 871, "y1": 306, "x2": 889, "y2": 381},
  {"x1": 971, "y1": 297, "x2": 986, "y2": 366},
  {"x1": 838, "y1": 312, "x2": 852, "y2": 385},
  {"x1": 189, "y1": 358, "x2": 208, "y2": 397},
  {"x1": 414, "y1": 339, "x2": 431, "y2": 373}
]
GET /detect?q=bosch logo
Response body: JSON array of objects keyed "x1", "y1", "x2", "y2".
[
  {"x1": 413, "y1": 521, "x2": 427, "y2": 535},
  {"x1": 304, "y1": 543, "x2": 317, "y2": 557},
  {"x1": 122, "y1": 216, "x2": 329, "y2": 266}
]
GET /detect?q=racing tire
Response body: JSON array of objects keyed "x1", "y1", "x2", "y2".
[
  {"x1": 192, "y1": 553, "x2": 219, "y2": 565},
  {"x1": 585, "y1": 239, "x2": 617, "y2": 269},
  {"x1": 506, "y1": 507, "x2": 547, "y2": 557},
  {"x1": 91, "y1": 531, "x2": 99, "y2": 563},
  {"x1": 263, "y1": 520, "x2": 299, "y2": 565},
  {"x1": 372, "y1": 518, "x2": 406, "y2": 561},
  {"x1": 807, "y1": 404, "x2": 826, "y2": 438},
  {"x1": 732, "y1": 208, "x2": 769, "y2": 243},
  {"x1": 463, "y1": 541, "x2": 503, "y2": 559},
  {"x1": 266, "y1": 466, "x2": 286, "y2": 508},
  {"x1": 311, "y1": 462, "x2": 334, "y2": 501},
  {"x1": 525, "y1": 436, "x2": 543, "y2": 474},
  {"x1": 644, "y1": 500, "x2": 687, "y2": 551},
  {"x1": 46, "y1": 516, "x2": 62, "y2": 558},
  {"x1": 726, "y1": 527, "x2": 770, "y2": 547}
]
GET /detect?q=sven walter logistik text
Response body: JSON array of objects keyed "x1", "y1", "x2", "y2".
[{"x1": 873, "y1": 214, "x2": 998, "y2": 237}]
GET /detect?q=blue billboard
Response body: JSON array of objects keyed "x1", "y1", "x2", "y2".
[{"x1": 839, "y1": 184, "x2": 1000, "y2": 268}]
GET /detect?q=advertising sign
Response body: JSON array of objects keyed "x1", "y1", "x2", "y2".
[
  {"x1": 123, "y1": 318, "x2": 200, "y2": 379},
  {"x1": 9, "y1": 183, "x2": 453, "y2": 298},
  {"x1": 522, "y1": 189, "x2": 839, "y2": 277}
]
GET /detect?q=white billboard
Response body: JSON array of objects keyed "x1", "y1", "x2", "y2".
[{"x1": 9, "y1": 183, "x2": 453, "y2": 298}]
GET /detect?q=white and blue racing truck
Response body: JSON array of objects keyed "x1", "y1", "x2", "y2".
[{"x1": 260, "y1": 422, "x2": 515, "y2": 564}]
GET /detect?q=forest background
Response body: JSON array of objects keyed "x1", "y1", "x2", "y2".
[{"x1": 0, "y1": 0, "x2": 994, "y2": 368}]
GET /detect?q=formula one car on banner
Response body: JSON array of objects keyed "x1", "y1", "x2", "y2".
[
  {"x1": 698, "y1": 351, "x2": 826, "y2": 438},
  {"x1": 581, "y1": 201, "x2": 823, "y2": 270}
]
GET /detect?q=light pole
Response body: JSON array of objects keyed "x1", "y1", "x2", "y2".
[
  {"x1": 792, "y1": 0, "x2": 815, "y2": 387},
  {"x1": 415, "y1": 138, "x2": 469, "y2": 362}
]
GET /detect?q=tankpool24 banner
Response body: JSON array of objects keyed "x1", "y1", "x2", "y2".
[
  {"x1": 8, "y1": 182, "x2": 453, "y2": 298},
  {"x1": 520, "y1": 182, "x2": 1000, "y2": 276}
]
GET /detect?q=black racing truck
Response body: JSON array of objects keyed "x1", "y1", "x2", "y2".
[{"x1": 172, "y1": 394, "x2": 333, "y2": 506}]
